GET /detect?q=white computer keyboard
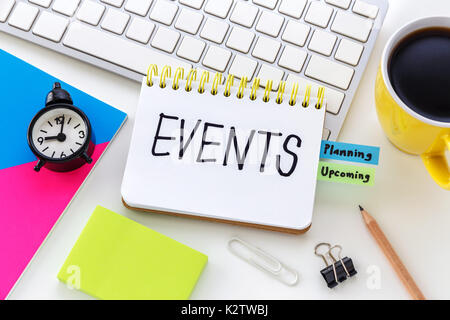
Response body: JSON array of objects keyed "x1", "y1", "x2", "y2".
[{"x1": 0, "y1": 0, "x2": 388, "y2": 140}]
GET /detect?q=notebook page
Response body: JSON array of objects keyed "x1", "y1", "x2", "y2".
[{"x1": 122, "y1": 78, "x2": 325, "y2": 230}]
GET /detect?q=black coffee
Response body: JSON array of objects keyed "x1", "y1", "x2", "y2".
[{"x1": 388, "y1": 27, "x2": 450, "y2": 122}]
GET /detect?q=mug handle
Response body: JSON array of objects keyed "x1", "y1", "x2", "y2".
[{"x1": 421, "y1": 135, "x2": 450, "y2": 190}]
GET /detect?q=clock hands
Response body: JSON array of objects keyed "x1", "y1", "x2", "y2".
[
  {"x1": 59, "y1": 115, "x2": 65, "y2": 134},
  {"x1": 44, "y1": 133, "x2": 66, "y2": 142},
  {"x1": 44, "y1": 116, "x2": 67, "y2": 142},
  {"x1": 44, "y1": 135, "x2": 60, "y2": 140},
  {"x1": 44, "y1": 130, "x2": 67, "y2": 142}
]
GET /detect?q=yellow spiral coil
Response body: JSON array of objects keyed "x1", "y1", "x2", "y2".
[
  {"x1": 236, "y1": 76, "x2": 248, "y2": 99},
  {"x1": 275, "y1": 81, "x2": 286, "y2": 104},
  {"x1": 289, "y1": 82, "x2": 299, "y2": 106},
  {"x1": 224, "y1": 74, "x2": 234, "y2": 97},
  {"x1": 211, "y1": 73, "x2": 222, "y2": 95},
  {"x1": 172, "y1": 67, "x2": 184, "y2": 90},
  {"x1": 302, "y1": 85, "x2": 312, "y2": 107},
  {"x1": 185, "y1": 69, "x2": 197, "y2": 92},
  {"x1": 145, "y1": 65, "x2": 326, "y2": 108},
  {"x1": 250, "y1": 78, "x2": 260, "y2": 100},
  {"x1": 146, "y1": 64, "x2": 158, "y2": 86},
  {"x1": 262, "y1": 80, "x2": 273, "y2": 102},
  {"x1": 159, "y1": 65, "x2": 171, "y2": 88},
  {"x1": 198, "y1": 71, "x2": 210, "y2": 94},
  {"x1": 316, "y1": 86, "x2": 325, "y2": 109}
]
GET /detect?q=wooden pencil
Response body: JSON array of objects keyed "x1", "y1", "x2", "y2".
[{"x1": 358, "y1": 205, "x2": 426, "y2": 300}]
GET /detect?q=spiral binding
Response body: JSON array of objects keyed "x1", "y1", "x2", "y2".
[
  {"x1": 172, "y1": 67, "x2": 184, "y2": 90},
  {"x1": 146, "y1": 64, "x2": 326, "y2": 109}
]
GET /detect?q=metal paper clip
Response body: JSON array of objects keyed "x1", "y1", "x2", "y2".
[{"x1": 228, "y1": 237, "x2": 299, "y2": 286}]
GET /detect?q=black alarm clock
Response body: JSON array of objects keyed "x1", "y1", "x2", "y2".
[{"x1": 27, "y1": 82, "x2": 95, "y2": 172}]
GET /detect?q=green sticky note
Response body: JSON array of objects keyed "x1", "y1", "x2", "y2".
[
  {"x1": 57, "y1": 206, "x2": 207, "y2": 300},
  {"x1": 317, "y1": 161, "x2": 375, "y2": 186}
]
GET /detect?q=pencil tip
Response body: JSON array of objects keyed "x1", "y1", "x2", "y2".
[{"x1": 358, "y1": 205, "x2": 364, "y2": 211}]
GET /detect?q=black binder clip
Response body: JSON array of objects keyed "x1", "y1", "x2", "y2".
[{"x1": 314, "y1": 243, "x2": 357, "y2": 289}]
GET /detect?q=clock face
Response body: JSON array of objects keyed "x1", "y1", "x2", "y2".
[{"x1": 30, "y1": 107, "x2": 89, "y2": 160}]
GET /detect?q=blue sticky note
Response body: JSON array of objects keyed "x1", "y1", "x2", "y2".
[{"x1": 320, "y1": 140, "x2": 380, "y2": 165}]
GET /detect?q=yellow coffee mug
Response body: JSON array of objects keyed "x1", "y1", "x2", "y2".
[{"x1": 375, "y1": 16, "x2": 450, "y2": 190}]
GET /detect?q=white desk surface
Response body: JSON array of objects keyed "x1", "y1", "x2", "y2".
[{"x1": 3, "y1": 0, "x2": 450, "y2": 300}]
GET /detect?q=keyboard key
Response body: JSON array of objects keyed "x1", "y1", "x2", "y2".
[
  {"x1": 252, "y1": 36, "x2": 281, "y2": 63},
  {"x1": 281, "y1": 20, "x2": 310, "y2": 47},
  {"x1": 308, "y1": 30, "x2": 336, "y2": 56},
  {"x1": 177, "y1": 36, "x2": 206, "y2": 62},
  {"x1": 230, "y1": 2, "x2": 258, "y2": 28},
  {"x1": 305, "y1": 55, "x2": 354, "y2": 90},
  {"x1": 204, "y1": 0, "x2": 233, "y2": 19},
  {"x1": 331, "y1": 11, "x2": 373, "y2": 42},
  {"x1": 202, "y1": 45, "x2": 231, "y2": 72},
  {"x1": 179, "y1": 0, "x2": 205, "y2": 10},
  {"x1": 29, "y1": 0, "x2": 52, "y2": 8},
  {"x1": 8, "y1": 2, "x2": 38, "y2": 31},
  {"x1": 278, "y1": 0, "x2": 306, "y2": 19},
  {"x1": 278, "y1": 45, "x2": 307, "y2": 72},
  {"x1": 229, "y1": 55, "x2": 257, "y2": 80},
  {"x1": 256, "y1": 11, "x2": 284, "y2": 37},
  {"x1": 353, "y1": 0, "x2": 379, "y2": 19},
  {"x1": 100, "y1": 0, "x2": 124, "y2": 8},
  {"x1": 226, "y1": 26, "x2": 255, "y2": 54},
  {"x1": 304, "y1": 1, "x2": 333, "y2": 28},
  {"x1": 0, "y1": 0, "x2": 15, "y2": 23},
  {"x1": 286, "y1": 74, "x2": 345, "y2": 114},
  {"x1": 63, "y1": 22, "x2": 191, "y2": 74},
  {"x1": 53, "y1": 0, "x2": 80, "y2": 17},
  {"x1": 200, "y1": 17, "x2": 229, "y2": 44},
  {"x1": 325, "y1": 0, "x2": 350, "y2": 9},
  {"x1": 124, "y1": 0, "x2": 153, "y2": 16},
  {"x1": 101, "y1": 8, "x2": 130, "y2": 35},
  {"x1": 126, "y1": 17, "x2": 155, "y2": 44},
  {"x1": 151, "y1": 26, "x2": 180, "y2": 53},
  {"x1": 257, "y1": 64, "x2": 284, "y2": 90},
  {"x1": 175, "y1": 8, "x2": 203, "y2": 35},
  {"x1": 150, "y1": 0, "x2": 178, "y2": 25},
  {"x1": 33, "y1": 11, "x2": 68, "y2": 42},
  {"x1": 335, "y1": 39, "x2": 363, "y2": 66},
  {"x1": 77, "y1": 1, "x2": 105, "y2": 26},
  {"x1": 253, "y1": 0, "x2": 278, "y2": 10}
]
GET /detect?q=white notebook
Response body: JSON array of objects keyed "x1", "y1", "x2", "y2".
[{"x1": 121, "y1": 66, "x2": 326, "y2": 233}]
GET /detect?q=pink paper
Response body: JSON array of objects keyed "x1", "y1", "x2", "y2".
[{"x1": 0, "y1": 142, "x2": 108, "y2": 299}]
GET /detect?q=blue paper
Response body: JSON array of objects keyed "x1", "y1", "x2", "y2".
[{"x1": 0, "y1": 49, "x2": 127, "y2": 170}]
